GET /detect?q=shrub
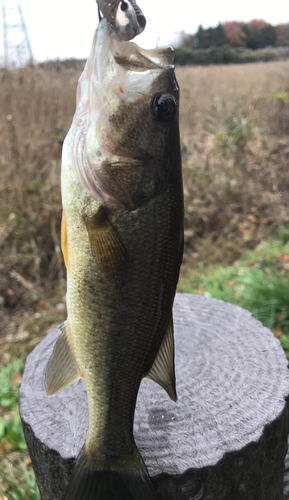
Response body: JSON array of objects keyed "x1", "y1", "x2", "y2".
[{"x1": 175, "y1": 45, "x2": 289, "y2": 66}]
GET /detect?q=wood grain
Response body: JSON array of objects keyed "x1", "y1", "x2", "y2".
[{"x1": 19, "y1": 294, "x2": 289, "y2": 499}]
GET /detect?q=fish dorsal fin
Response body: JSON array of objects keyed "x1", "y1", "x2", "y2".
[
  {"x1": 146, "y1": 316, "x2": 177, "y2": 402},
  {"x1": 61, "y1": 210, "x2": 70, "y2": 274},
  {"x1": 84, "y1": 206, "x2": 129, "y2": 280},
  {"x1": 45, "y1": 322, "x2": 82, "y2": 397}
]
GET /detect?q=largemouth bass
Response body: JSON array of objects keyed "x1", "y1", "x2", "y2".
[{"x1": 45, "y1": 18, "x2": 183, "y2": 500}]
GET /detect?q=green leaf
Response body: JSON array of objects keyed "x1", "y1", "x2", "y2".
[
  {"x1": 0, "y1": 418, "x2": 6, "y2": 439},
  {"x1": 0, "y1": 395, "x2": 14, "y2": 407}
]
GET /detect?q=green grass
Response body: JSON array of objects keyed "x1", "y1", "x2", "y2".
[
  {"x1": 0, "y1": 461, "x2": 40, "y2": 500},
  {"x1": 0, "y1": 359, "x2": 26, "y2": 450},
  {"x1": 178, "y1": 237, "x2": 289, "y2": 356},
  {"x1": 0, "y1": 360, "x2": 40, "y2": 499}
]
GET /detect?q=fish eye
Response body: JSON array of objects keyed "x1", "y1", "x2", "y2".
[{"x1": 152, "y1": 93, "x2": 177, "y2": 123}]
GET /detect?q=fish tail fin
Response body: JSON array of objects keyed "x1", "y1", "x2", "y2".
[{"x1": 63, "y1": 447, "x2": 157, "y2": 500}]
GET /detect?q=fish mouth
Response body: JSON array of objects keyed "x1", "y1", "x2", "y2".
[
  {"x1": 113, "y1": 40, "x2": 175, "y2": 72},
  {"x1": 93, "y1": 20, "x2": 176, "y2": 100},
  {"x1": 111, "y1": 32, "x2": 175, "y2": 95}
]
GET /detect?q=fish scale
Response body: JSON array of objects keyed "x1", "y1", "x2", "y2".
[{"x1": 70, "y1": 193, "x2": 175, "y2": 446}]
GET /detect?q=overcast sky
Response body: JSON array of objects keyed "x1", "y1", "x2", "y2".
[{"x1": 0, "y1": 0, "x2": 288, "y2": 63}]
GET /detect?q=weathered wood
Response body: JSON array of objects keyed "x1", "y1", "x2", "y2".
[{"x1": 19, "y1": 293, "x2": 289, "y2": 499}]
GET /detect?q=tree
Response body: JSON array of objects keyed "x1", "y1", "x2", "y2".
[
  {"x1": 211, "y1": 23, "x2": 229, "y2": 47},
  {"x1": 223, "y1": 22, "x2": 246, "y2": 47},
  {"x1": 242, "y1": 20, "x2": 276, "y2": 49},
  {"x1": 260, "y1": 23, "x2": 276, "y2": 47},
  {"x1": 180, "y1": 33, "x2": 197, "y2": 50},
  {"x1": 195, "y1": 24, "x2": 228, "y2": 49},
  {"x1": 276, "y1": 24, "x2": 289, "y2": 46},
  {"x1": 195, "y1": 25, "x2": 207, "y2": 48}
]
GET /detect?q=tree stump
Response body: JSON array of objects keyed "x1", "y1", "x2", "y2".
[{"x1": 19, "y1": 293, "x2": 289, "y2": 500}]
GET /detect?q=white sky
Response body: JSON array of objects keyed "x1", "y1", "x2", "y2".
[{"x1": 0, "y1": 0, "x2": 288, "y2": 63}]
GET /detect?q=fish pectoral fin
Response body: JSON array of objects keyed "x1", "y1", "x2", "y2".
[
  {"x1": 84, "y1": 206, "x2": 129, "y2": 280},
  {"x1": 45, "y1": 321, "x2": 81, "y2": 397},
  {"x1": 146, "y1": 315, "x2": 177, "y2": 402}
]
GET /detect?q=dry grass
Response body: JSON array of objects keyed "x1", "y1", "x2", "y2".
[
  {"x1": 0, "y1": 59, "x2": 288, "y2": 355},
  {"x1": 0, "y1": 65, "x2": 81, "y2": 361},
  {"x1": 176, "y1": 61, "x2": 289, "y2": 270},
  {"x1": 178, "y1": 60, "x2": 289, "y2": 139}
]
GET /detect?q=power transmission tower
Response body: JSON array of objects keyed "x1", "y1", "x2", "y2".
[{"x1": 2, "y1": 0, "x2": 33, "y2": 67}]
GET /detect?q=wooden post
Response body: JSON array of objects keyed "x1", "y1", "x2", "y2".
[{"x1": 19, "y1": 294, "x2": 289, "y2": 499}]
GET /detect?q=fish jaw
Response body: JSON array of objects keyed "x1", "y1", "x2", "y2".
[{"x1": 68, "y1": 18, "x2": 180, "y2": 209}]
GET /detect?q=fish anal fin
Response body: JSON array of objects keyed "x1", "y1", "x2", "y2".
[
  {"x1": 61, "y1": 210, "x2": 70, "y2": 274},
  {"x1": 84, "y1": 206, "x2": 129, "y2": 280},
  {"x1": 45, "y1": 321, "x2": 82, "y2": 397},
  {"x1": 146, "y1": 316, "x2": 177, "y2": 402}
]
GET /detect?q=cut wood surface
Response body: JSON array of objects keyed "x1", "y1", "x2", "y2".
[{"x1": 19, "y1": 293, "x2": 289, "y2": 499}]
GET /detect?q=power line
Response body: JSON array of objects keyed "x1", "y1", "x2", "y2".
[{"x1": 2, "y1": 0, "x2": 33, "y2": 67}]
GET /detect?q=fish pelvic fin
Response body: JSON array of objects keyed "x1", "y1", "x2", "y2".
[
  {"x1": 83, "y1": 206, "x2": 129, "y2": 280},
  {"x1": 146, "y1": 315, "x2": 177, "y2": 402},
  {"x1": 45, "y1": 321, "x2": 82, "y2": 396},
  {"x1": 63, "y1": 448, "x2": 157, "y2": 500}
]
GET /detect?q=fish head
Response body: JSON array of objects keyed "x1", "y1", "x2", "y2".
[{"x1": 70, "y1": 19, "x2": 181, "y2": 208}]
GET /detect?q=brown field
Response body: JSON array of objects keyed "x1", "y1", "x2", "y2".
[
  {"x1": 0, "y1": 59, "x2": 289, "y2": 361},
  {"x1": 177, "y1": 61, "x2": 289, "y2": 266}
]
